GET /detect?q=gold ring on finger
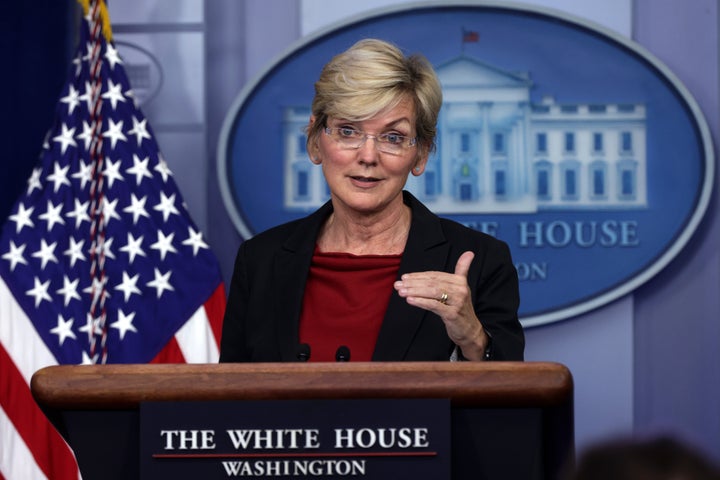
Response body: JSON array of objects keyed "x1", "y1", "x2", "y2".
[{"x1": 438, "y1": 292, "x2": 449, "y2": 305}]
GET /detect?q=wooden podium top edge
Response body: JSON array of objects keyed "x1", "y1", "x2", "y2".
[{"x1": 31, "y1": 361, "x2": 573, "y2": 410}]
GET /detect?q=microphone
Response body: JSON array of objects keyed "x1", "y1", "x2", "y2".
[
  {"x1": 296, "y1": 343, "x2": 311, "y2": 362},
  {"x1": 335, "y1": 345, "x2": 351, "y2": 362}
]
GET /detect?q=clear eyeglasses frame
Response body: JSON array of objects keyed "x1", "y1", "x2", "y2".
[{"x1": 323, "y1": 127, "x2": 417, "y2": 155}]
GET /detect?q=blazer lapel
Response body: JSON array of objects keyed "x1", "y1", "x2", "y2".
[
  {"x1": 274, "y1": 203, "x2": 332, "y2": 361},
  {"x1": 373, "y1": 192, "x2": 450, "y2": 361}
]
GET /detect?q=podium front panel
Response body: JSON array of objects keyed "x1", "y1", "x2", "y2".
[{"x1": 31, "y1": 362, "x2": 574, "y2": 480}]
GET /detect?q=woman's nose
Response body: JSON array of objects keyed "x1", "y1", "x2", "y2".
[{"x1": 356, "y1": 135, "x2": 380, "y2": 161}]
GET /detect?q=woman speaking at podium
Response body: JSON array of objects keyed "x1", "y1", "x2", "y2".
[{"x1": 219, "y1": 39, "x2": 524, "y2": 363}]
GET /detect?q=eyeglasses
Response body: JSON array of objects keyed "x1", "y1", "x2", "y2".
[{"x1": 323, "y1": 127, "x2": 417, "y2": 155}]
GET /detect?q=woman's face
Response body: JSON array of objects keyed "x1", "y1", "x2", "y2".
[{"x1": 310, "y1": 97, "x2": 428, "y2": 217}]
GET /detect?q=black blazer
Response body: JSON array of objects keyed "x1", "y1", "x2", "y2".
[{"x1": 219, "y1": 192, "x2": 524, "y2": 362}]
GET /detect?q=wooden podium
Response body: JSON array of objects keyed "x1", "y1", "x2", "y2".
[{"x1": 31, "y1": 361, "x2": 573, "y2": 480}]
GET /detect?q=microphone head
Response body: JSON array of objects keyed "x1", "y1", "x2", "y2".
[
  {"x1": 296, "y1": 343, "x2": 311, "y2": 362},
  {"x1": 335, "y1": 345, "x2": 351, "y2": 362}
]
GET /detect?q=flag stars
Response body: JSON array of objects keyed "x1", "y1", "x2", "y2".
[
  {"x1": 81, "y1": 351, "x2": 100, "y2": 365},
  {"x1": 79, "y1": 80, "x2": 96, "y2": 112},
  {"x1": 2, "y1": 241, "x2": 28, "y2": 271},
  {"x1": 127, "y1": 154, "x2": 153, "y2": 185},
  {"x1": 150, "y1": 230, "x2": 178, "y2": 261},
  {"x1": 123, "y1": 194, "x2": 150, "y2": 225},
  {"x1": 154, "y1": 192, "x2": 180, "y2": 222},
  {"x1": 102, "y1": 197, "x2": 120, "y2": 226},
  {"x1": 46, "y1": 162, "x2": 71, "y2": 193},
  {"x1": 111, "y1": 309, "x2": 137, "y2": 341},
  {"x1": 102, "y1": 118, "x2": 127, "y2": 149},
  {"x1": 9, "y1": 203, "x2": 34, "y2": 233},
  {"x1": 72, "y1": 52, "x2": 83, "y2": 76},
  {"x1": 72, "y1": 159, "x2": 94, "y2": 189},
  {"x1": 128, "y1": 117, "x2": 152, "y2": 146},
  {"x1": 53, "y1": 123, "x2": 77, "y2": 154},
  {"x1": 79, "y1": 312, "x2": 104, "y2": 339},
  {"x1": 49, "y1": 314, "x2": 77, "y2": 346},
  {"x1": 57, "y1": 275, "x2": 82, "y2": 307},
  {"x1": 101, "y1": 197, "x2": 122, "y2": 227},
  {"x1": 42, "y1": 129, "x2": 52, "y2": 150},
  {"x1": 31, "y1": 239, "x2": 59, "y2": 270},
  {"x1": 27, "y1": 167, "x2": 42, "y2": 194},
  {"x1": 183, "y1": 226, "x2": 209, "y2": 256},
  {"x1": 90, "y1": 236, "x2": 116, "y2": 261},
  {"x1": 154, "y1": 154, "x2": 173, "y2": 182},
  {"x1": 75, "y1": 120, "x2": 94, "y2": 151},
  {"x1": 26, "y1": 277, "x2": 52, "y2": 308},
  {"x1": 119, "y1": 233, "x2": 146, "y2": 264},
  {"x1": 115, "y1": 271, "x2": 141, "y2": 302},
  {"x1": 147, "y1": 268, "x2": 174, "y2": 298},
  {"x1": 60, "y1": 84, "x2": 82, "y2": 114},
  {"x1": 83, "y1": 276, "x2": 110, "y2": 305},
  {"x1": 64, "y1": 236, "x2": 87, "y2": 267},
  {"x1": 104, "y1": 42, "x2": 123, "y2": 69},
  {"x1": 38, "y1": 200, "x2": 66, "y2": 231},
  {"x1": 102, "y1": 79, "x2": 126, "y2": 110},
  {"x1": 82, "y1": 40, "x2": 94, "y2": 62},
  {"x1": 66, "y1": 198, "x2": 91, "y2": 229},
  {"x1": 102, "y1": 157, "x2": 125, "y2": 188},
  {"x1": 125, "y1": 88, "x2": 139, "y2": 108}
]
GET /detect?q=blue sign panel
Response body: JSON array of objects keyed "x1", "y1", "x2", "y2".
[{"x1": 218, "y1": 3, "x2": 714, "y2": 326}]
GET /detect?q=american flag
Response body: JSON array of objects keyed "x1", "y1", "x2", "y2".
[
  {"x1": 462, "y1": 28, "x2": 479, "y2": 43},
  {"x1": 0, "y1": 1, "x2": 226, "y2": 478}
]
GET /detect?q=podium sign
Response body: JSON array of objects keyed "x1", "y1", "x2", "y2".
[{"x1": 139, "y1": 399, "x2": 450, "y2": 479}]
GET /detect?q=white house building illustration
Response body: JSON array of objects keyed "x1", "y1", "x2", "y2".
[{"x1": 283, "y1": 54, "x2": 647, "y2": 213}]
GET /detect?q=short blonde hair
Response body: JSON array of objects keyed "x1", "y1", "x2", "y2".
[{"x1": 307, "y1": 38, "x2": 442, "y2": 156}]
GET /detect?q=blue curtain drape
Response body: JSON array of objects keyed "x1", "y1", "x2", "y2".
[{"x1": 0, "y1": 1, "x2": 76, "y2": 221}]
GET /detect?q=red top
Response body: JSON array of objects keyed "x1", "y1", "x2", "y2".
[{"x1": 299, "y1": 248, "x2": 402, "y2": 362}]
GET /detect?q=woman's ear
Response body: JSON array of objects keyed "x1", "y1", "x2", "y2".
[
  {"x1": 411, "y1": 149, "x2": 429, "y2": 176},
  {"x1": 307, "y1": 115, "x2": 321, "y2": 164}
]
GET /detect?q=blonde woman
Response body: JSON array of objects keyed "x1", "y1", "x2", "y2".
[{"x1": 220, "y1": 39, "x2": 524, "y2": 362}]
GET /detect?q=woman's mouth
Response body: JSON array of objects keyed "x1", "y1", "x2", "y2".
[{"x1": 350, "y1": 175, "x2": 380, "y2": 184}]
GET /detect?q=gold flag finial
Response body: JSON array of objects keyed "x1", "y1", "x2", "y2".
[{"x1": 77, "y1": 0, "x2": 113, "y2": 42}]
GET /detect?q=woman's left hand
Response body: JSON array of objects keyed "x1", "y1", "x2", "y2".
[{"x1": 393, "y1": 251, "x2": 489, "y2": 360}]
